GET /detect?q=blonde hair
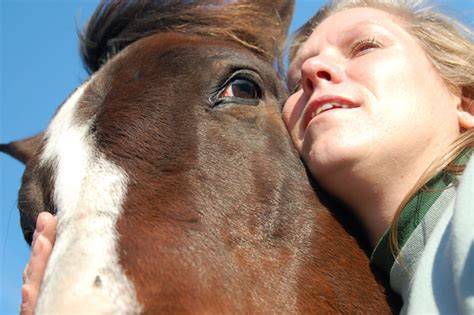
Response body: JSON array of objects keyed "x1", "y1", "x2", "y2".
[{"x1": 289, "y1": 0, "x2": 474, "y2": 255}]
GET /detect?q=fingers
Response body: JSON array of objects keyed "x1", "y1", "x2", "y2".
[
  {"x1": 29, "y1": 234, "x2": 53, "y2": 286},
  {"x1": 21, "y1": 235, "x2": 53, "y2": 315},
  {"x1": 20, "y1": 284, "x2": 38, "y2": 315},
  {"x1": 20, "y1": 212, "x2": 57, "y2": 315},
  {"x1": 36, "y1": 212, "x2": 57, "y2": 246}
]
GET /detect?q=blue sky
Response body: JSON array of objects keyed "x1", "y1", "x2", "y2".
[{"x1": 0, "y1": 0, "x2": 472, "y2": 313}]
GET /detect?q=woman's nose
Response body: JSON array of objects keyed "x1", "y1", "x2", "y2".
[{"x1": 301, "y1": 56, "x2": 344, "y2": 94}]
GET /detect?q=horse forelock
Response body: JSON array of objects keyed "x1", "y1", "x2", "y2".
[
  {"x1": 32, "y1": 76, "x2": 142, "y2": 314},
  {"x1": 80, "y1": 0, "x2": 288, "y2": 74}
]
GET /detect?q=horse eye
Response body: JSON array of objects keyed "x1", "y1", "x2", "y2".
[{"x1": 220, "y1": 79, "x2": 260, "y2": 100}]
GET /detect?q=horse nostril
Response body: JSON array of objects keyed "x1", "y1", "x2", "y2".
[{"x1": 317, "y1": 71, "x2": 331, "y2": 81}]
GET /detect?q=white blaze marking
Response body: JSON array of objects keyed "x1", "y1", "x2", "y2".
[{"x1": 36, "y1": 80, "x2": 142, "y2": 314}]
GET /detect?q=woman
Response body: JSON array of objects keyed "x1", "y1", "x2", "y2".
[
  {"x1": 21, "y1": 0, "x2": 474, "y2": 314},
  {"x1": 283, "y1": 0, "x2": 474, "y2": 313}
]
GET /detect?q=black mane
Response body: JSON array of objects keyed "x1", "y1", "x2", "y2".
[{"x1": 80, "y1": 0, "x2": 288, "y2": 73}]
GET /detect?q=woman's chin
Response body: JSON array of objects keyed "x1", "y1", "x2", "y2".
[{"x1": 302, "y1": 143, "x2": 361, "y2": 179}]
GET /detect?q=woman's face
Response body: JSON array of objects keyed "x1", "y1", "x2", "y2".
[{"x1": 283, "y1": 7, "x2": 462, "y2": 182}]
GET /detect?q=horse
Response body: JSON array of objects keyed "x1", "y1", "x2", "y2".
[{"x1": 1, "y1": 0, "x2": 396, "y2": 313}]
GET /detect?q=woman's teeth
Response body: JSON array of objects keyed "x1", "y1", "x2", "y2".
[{"x1": 312, "y1": 102, "x2": 349, "y2": 118}]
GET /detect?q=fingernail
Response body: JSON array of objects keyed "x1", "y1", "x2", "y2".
[
  {"x1": 25, "y1": 264, "x2": 31, "y2": 280},
  {"x1": 32, "y1": 231, "x2": 38, "y2": 246},
  {"x1": 33, "y1": 236, "x2": 42, "y2": 256}
]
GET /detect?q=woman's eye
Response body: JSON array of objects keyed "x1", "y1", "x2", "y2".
[
  {"x1": 351, "y1": 38, "x2": 381, "y2": 56},
  {"x1": 220, "y1": 79, "x2": 260, "y2": 99}
]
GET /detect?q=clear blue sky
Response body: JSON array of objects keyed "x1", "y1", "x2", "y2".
[{"x1": 1, "y1": 0, "x2": 472, "y2": 313}]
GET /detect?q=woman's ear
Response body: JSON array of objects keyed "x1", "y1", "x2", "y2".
[{"x1": 458, "y1": 94, "x2": 474, "y2": 130}]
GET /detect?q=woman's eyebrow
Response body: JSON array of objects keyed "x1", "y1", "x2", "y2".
[
  {"x1": 291, "y1": 21, "x2": 391, "y2": 67},
  {"x1": 336, "y1": 21, "x2": 392, "y2": 46}
]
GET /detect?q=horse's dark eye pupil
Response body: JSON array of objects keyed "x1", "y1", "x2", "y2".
[
  {"x1": 231, "y1": 79, "x2": 257, "y2": 99},
  {"x1": 221, "y1": 79, "x2": 259, "y2": 100}
]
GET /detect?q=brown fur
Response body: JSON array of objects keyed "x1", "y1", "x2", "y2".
[{"x1": 90, "y1": 32, "x2": 395, "y2": 313}]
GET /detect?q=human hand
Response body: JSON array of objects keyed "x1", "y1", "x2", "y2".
[{"x1": 20, "y1": 212, "x2": 57, "y2": 315}]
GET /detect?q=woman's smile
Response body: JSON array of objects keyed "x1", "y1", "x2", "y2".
[{"x1": 303, "y1": 94, "x2": 358, "y2": 129}]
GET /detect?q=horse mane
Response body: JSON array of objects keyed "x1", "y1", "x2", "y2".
[{"x1": 80, "y1": 0, "x2": 288, "y2": 74}]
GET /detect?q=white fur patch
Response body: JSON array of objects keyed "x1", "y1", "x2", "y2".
[{"x1": 36, "y1": 80, "x2": 142, "y2": 314}]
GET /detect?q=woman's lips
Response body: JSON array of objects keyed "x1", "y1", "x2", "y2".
[{"x1": 303, "y1": 95, "x2": 358, "y2": 128}]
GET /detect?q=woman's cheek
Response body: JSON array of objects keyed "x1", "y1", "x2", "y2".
[
  {"x1": 282, "y1": 91, "x2": 305, "y2": 132},
  {"x1": 283, "y1": 92, "x2": 306, "y2": 153}
]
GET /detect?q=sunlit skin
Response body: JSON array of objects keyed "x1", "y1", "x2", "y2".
[
  {"x1": 20, "y1": 213, "x2": 56, "y2": 315},
  {"x1": 283, "y1": 7, "x2": 466, "y2": 246}
]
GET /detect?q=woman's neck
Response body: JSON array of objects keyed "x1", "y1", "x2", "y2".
[{"x1": 316, "y1": 159, "x2": 429, "y2": 248}]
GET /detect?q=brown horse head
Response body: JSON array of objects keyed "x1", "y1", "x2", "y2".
[{"x1": 1, "y1": 0, "x2": 396, "y2": 313}]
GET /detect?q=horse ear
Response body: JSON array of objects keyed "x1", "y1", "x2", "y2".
[
  {"x1": 257, "y1": 0, "x2": 295, "y2": 39},
  {"x1": 241, "y1": 0, "x2": 294, "y2": 62},
  {"x1": 272, "y1": 0, "x2": 295, "y2": 35},
  {"x1": 0, "y1": 132, "x2": 44, "y2": 164}
]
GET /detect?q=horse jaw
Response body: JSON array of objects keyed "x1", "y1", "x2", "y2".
[{"x1": 34, "y1": 80, "x2": 142, "y2": 314}]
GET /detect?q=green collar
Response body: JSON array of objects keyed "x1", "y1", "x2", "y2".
[{"x1": 371, "y1": 149, "x2": 472, "y2": 277}]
